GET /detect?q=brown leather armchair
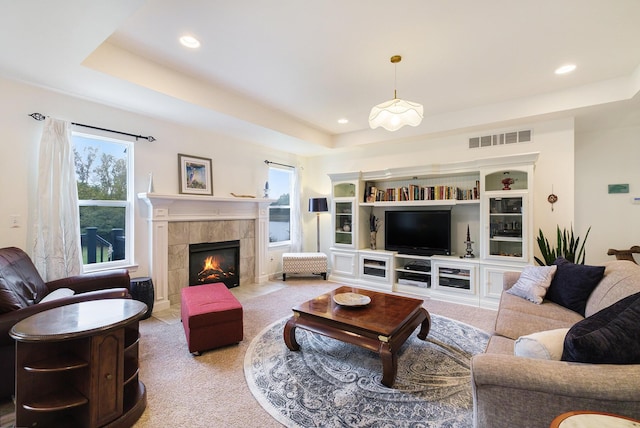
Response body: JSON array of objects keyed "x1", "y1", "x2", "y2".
[{"x1": 0, "y1": 247, "x2": 132, "y2": 399}]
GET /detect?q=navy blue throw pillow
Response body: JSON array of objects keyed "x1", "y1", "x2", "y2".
[
  {"x1": 545, "y1": 258, "x2": 605, "y2": 315},
  {"x1": 562, "y1": 291, "x2": 640, "y2": 364}
]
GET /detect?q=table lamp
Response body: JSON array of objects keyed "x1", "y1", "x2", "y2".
[{"x1": 309, "y1": 197, "x2": 329, "y2": 252}]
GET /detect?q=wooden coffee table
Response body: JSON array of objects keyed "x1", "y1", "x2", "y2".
[{"x1": 283, "y1": 286, "x2": 431, "y2": 387}]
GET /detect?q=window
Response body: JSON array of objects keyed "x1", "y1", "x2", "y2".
[
  {"x1": 72, "y1": 133, "x2": 133, "y2": 269},
  {"x1": 268, "y1": 167, "x2": 293, "y2": 245}
]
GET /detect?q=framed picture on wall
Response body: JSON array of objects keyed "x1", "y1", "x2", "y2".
[{"x1": 178, "y1": 153, "x2": 213, "y2": 195}]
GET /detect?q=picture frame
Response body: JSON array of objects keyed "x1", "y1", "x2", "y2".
[{"x1": 178, "y1": 154, "x2": 213, "y2": 195}]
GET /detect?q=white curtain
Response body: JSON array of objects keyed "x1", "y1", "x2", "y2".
[
  {"x1": 290, "y1": 167, "x2": 303, "y2": 252},
  {"x1": 33, "y1": 117, "x2": 83, "y2": 280}
]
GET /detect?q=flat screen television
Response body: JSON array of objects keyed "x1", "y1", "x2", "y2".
[{"x1": 384, "y1": 210, "x2": 451, "y2": 256}]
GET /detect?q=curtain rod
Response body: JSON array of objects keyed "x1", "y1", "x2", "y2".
[
  {"x1": 264, "y1": 160, "x2": 295, "y2": 169},
  {"x1": 29, "y1": 113, "x2": 156, "y2": 142}
]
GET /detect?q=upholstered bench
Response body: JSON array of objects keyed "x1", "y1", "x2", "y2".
[
  {"x1": 180, "y1": 282, "x2": 243, "y2": 355},
  {"x1": 282, "y1": 252, "x2": 327, "y2": 281}
]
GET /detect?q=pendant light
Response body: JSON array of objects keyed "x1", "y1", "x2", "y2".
[{"x1": 369, "y1": 55, "x2": 423, "y2": 131}]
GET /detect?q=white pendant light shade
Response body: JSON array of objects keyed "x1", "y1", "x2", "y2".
[
  {"x1": 369, "y1": 98, "x2": 423, "y2": 131},
  {"x1": 368, "y1": 55, "x2": 423, "y2": 131}
]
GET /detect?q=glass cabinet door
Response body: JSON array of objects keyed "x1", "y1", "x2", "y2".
[
  {"x1": 334, "y1": 183, "x2": 356, "y2": 198},
  {"x1": 332, "y1": 180, "x2": 357, "y2": 248},
  {"x1": 488, "y1": 195, "x2": 525, "y2": 259},
  {"x1": 334, "y1": 201, "x2": 353, "y2": 245}
]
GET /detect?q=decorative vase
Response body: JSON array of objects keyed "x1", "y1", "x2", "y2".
[
  {"x1": 501, "y1": 177, "x2": 514, "y2": 190},
  {"x1": 129, "y1": 277, "x2": 155, "y2": 320},
  {"x1": 370, "y1": 232, "x2": 377, "y2": 250},
  {"x1": 147, "y1": 172, "x2": 154, "y2": 193}
]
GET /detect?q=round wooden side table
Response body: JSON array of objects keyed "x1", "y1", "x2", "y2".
[
  {"x1": 10, "y1": 299, "x2": 147, "y2": 428},
  {"x1": 551, "y1": 411, "x2": 640, "y2": 428}
]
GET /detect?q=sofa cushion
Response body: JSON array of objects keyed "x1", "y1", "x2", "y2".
[
  {"x1": 546, "y1": 258, "x2": 605, "y2": 316},
  {"x1": 484, "y1": 334, "x2": 515, "y2": 355},
  {"x1": 506, "y1": 265, "x2": 557, "y2": 304},
  {"x1": 514, "y1": 328, "x2": 570, "y2": 360},
  {"x1": 0, "y1": 248, "x2": 48, "y2": 313},
  {"x1": 39, "y1": 287, "x2": 75, "y2": 303},
  {"x1": 494, "y1": 292, "x2": 583, "y2": 340},
  {"x1": 562, "y1": 291, "x2": 640, "y2": 364},
  {"x1": 585, "y1": 260, "x2": 640, "y2": 317}
]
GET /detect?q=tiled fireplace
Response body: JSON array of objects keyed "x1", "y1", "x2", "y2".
[
  {"x1": 167, "y1": 220, "x2": 253, "y2": 304},
  {"x1": 139, "y1": 193, "x2": 272, "y2": 312}
]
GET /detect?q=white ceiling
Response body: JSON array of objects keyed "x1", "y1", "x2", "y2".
[{"x1": 2, "y1": 0, "x2": 640, "y2": 155}]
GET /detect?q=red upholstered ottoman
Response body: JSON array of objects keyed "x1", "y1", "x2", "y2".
[{"x1": 181, "y1": 283, "x2": 243, "y2": 355}]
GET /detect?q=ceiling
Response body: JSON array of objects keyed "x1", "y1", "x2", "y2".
[{"x1": 1, "y1": 0, "x2": 640, "y2": 155}]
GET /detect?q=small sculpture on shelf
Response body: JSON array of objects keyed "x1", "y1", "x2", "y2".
[
  {"x1": 369, "y1": 212, "x2": 381, "y2": 250},
  {"x1": 463, "y1": 225, "x2": 475, "y2": 258},
  {"x1": 501, "y1": 176, "x2": 514, "y2": 190},
  {"x1": 147, "y1": 172, "x2": 154, "y2": 193}
]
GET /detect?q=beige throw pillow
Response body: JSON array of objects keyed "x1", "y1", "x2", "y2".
[
  {"x1": 39, "y1": 288, "x2": 75, "y2": 303},
  {"x1": 514, "y1": 328, "x2": 570, "y2": 360},
  {"x1": 506, "y1": 265, "x2": 557, "y2": 304}
]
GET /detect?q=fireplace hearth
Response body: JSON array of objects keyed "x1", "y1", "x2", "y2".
[{"x1": 189, "y1": 240, "x2": 240, "y2": 288}]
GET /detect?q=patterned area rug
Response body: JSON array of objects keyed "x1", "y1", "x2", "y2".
[{"x1": 244, "y1": 314, "x2": 489, "y2": 428}]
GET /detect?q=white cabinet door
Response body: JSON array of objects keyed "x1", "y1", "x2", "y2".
[
  {"x1": 431, "y1": 257, "x2": 479, "y2": 306},
  {"x1": 484, "y1": 192, "x2": 529, "y2": 262},
  {"x1": 330, "y1": 249, "x2": 358, "y2": 280},
  {"x1": 358, "y1": 250, "x2": 394, "y2": 290},
  {"x1": 479, "y1": 263, "x2": 525, "y2": 310}
]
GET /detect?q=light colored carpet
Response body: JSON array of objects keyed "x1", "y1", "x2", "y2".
[
  {"x1": 245, "y1": 314, "x2": 489, "y2": 427},
  {"x1": 0, "y1": 279, "x2": 496, "y2": 428},
  {"x1": 133, "y1": 280, "x2": 496, "y2": 427}
]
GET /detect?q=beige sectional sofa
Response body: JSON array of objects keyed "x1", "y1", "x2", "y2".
[{"x1": 471, "y1": 260, "x2": 640, "y2": 428}]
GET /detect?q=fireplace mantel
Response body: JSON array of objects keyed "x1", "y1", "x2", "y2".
[
  {"x1": 138, "y1": 192, "x2": 273, "y2": 313},
  {"x1": 138, "y1": 192, "x2": 273, "y2": 221}
]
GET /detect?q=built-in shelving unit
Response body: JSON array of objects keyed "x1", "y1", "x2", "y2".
[{"x1": 328, "y1": 153, "x2": 538, "y2": 309}]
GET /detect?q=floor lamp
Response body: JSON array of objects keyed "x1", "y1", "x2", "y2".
[{"x1": 309, "y1": 197, "x2": 329, "y2": 252}]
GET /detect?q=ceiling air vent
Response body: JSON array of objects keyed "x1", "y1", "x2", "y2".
[{"x1": 469, "y1": 129, "x2": 532, "y2": 149}]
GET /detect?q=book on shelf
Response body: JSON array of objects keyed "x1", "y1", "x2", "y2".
[
  {"x1": 364, "y1": 183, "x2": 379, "y2": 203},
  {"x1": 401, "y1": 187, "x2": 410, "y2": 201},
  {"x1": 363, "y1": 180, "x2": 480, "y2": 202}
]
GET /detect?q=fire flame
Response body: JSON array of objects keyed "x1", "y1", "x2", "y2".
[
  {"x1": 197, "y1": 255, "x2": 235, "y2": 282},
  {"x1": 200, "y1": 255, "x2": 222, "y2": 274}
]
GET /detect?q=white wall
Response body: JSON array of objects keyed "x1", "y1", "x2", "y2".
[
  {"x1": 575, "y1": 125, "x2": 640, "y2": 264},
  {"x1": 2, "y1": 74, "x2": 635, "y2": 277},
  {"x1": 303, "y1": 118, "x2": 576, "y2": 262},
  {"x1": 0, "y1": 77, "x2": 298, "y2": 278}
]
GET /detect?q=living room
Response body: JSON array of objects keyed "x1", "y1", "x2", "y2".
[{"x1": 1, "y1": 2, "x2": 640, "y2": 427}]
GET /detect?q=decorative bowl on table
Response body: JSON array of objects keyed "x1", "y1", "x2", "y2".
[{"x1": 333, "y1": 292, "x2": 371, "y2": 307}]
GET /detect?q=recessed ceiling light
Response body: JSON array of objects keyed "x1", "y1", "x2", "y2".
[
  {"x1": 179, "y1": 35, "x2": 200, "y2": 49},
  {"x1": 555, "y1": 64, "x2": 576, "y2": 75},
  {"x1": 337, "y1": 118, "x2": 349, "y2": 124}
]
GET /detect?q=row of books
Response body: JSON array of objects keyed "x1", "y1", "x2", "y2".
[{"x1": 364, "y1": 182, "x2": 480, "y2": 202}]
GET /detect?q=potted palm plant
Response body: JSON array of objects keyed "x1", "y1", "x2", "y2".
[{"x1": 535, "y1": 225, "x2": 591, "y2": 266}]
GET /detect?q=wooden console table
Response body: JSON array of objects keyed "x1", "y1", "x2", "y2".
[{"x1": 10, "y1": 299, "x2": 147, "y2": 427}]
